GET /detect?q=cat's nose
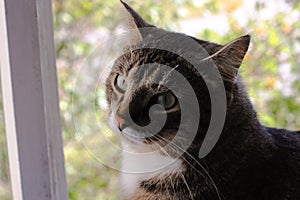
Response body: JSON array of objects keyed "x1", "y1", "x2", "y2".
[{"x1": 115, "y1": 115, "x2": 127, "y2": 131}]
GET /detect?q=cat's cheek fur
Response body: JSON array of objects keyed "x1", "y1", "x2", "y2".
[
  {"x1": 120, "y1": 148, "x2": 184, "y2": 200},
  {"x1": 108, "y1": 113, "x2": 122, "y2": 136}
]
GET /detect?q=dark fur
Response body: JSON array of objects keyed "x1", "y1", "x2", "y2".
[{"x1": 106, "y1": 1, "x2": 300, "y2": 199}]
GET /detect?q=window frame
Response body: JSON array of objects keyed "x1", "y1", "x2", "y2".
[{"x1": 0, "y1": 0, "x2": 68, "y2": 199}]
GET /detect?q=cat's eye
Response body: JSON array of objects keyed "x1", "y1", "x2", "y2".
[
  {"x1": 157, "y1": 92, "x2": 176, "y2": 110},
  {"x1": 115, "y1": 75, "x2": 127, "y2": 92}
]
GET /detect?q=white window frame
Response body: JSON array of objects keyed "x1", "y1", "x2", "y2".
[{"x1": 0, "y1": 0, "x2": 68, "y2": 199}]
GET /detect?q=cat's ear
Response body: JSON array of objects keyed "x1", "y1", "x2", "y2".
[
  {"x1": 210, "y1": 35, "x2": 250, "y2": 82},
  {"x1": 120, "y1": 0, "x2": 155, "y2": 29},
  {"x1": 120, "y1": 0, "x2": 156, "y2": 45}
]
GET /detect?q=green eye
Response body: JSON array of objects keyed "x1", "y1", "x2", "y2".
[
  {"x1": 115, "y1": 75, "x2": 127, "y2": 92},
  {"x1": 157, "y1": 92, "x2": 176, "y2": 110}
]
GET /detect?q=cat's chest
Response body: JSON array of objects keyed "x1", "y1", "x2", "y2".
[{"x1": 120, "y1": 147, "x2": 183, "y2": 200}]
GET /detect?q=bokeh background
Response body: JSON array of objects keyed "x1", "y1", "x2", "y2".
[{"x1": 0, "y1": 0, "x2": 300, "y2": 199}]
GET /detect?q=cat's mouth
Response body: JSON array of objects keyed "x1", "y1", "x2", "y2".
[
  {"x1": 120, "y1": 125, "x2": 175, "y2": 145},
  {"x1": 122, "y1": 127, "x2": 147, "y2": 142},
  {"x1": 109, "y1": 114, "x2": 145, "y2": 143},
  {"x1": 109, "y1": 113, "x2": 176, "y2": 144}
]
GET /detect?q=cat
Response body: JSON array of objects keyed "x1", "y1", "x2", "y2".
[{"x1": 106, "y1": 1, "x2": 300, "y2": 199}]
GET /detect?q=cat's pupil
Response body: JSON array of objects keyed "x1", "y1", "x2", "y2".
[
  {"x1": 115, "y1": 75, "x2": 127, "y2": 92},
  {"x1": 157, "y1": 92, "x2": 176, "y2": 110}
]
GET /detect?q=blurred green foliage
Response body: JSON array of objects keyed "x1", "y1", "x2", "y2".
[{"x1": 0, "y1": 0, "x2": 299, "y2": 199}]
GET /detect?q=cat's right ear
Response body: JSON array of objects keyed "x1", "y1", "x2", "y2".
[
  {"x1": 120, "y1": 1, "x2": 155, "y2": 44},
  {"x1": 121, "y1": 0, "x2": 155, "y2": 29}
]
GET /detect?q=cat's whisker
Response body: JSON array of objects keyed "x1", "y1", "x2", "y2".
[
  {"x1": 152, "y1": 134, "x2": 221, "y2": 200},
  {"x1": 158, "y1": 64, "x2": 179, "y2": 90},
  {"x1": 147, "y1": 137, "x2": 177, "y2": 199},
  {"x1": 168, "y1": 173, "x2": 176, "y2": 199},
  {"x1": 149, "y1": 136, "x2": 195, "y2": 200},
  {"x1": 177, "y1": 167, "x2": 195, "y2": 200},
  {"x1": 153, "y1": 135, "x2": 209, "y2": 178},
  {"x1": 148, "y1": 137, "x2": 173, "y2": 198}
]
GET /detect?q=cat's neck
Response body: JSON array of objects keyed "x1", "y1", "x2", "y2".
[
  {"x1": 224, "y1": 81, "x2": 272, "y2": 143},
  {"x1": 209, "y1": 80, "x2": 273, "y2": 159},
  {"x1": 193, "y1": 81, "x2": 276, "y2": 195}
]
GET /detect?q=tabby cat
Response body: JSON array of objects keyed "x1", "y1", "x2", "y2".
[{"x1": 106, "y1": 1, "x2": 300, "y2": 199}]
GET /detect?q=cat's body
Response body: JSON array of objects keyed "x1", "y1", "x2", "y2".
[{"x1": 106, "y1": 1, "x2": 300, "y2": 199}]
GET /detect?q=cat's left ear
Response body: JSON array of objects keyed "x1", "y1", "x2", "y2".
[{"x1": 211, "y1": 35, "x2": 250, "y2": 82}]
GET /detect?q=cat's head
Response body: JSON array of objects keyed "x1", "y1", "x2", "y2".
[{"x1": 106, "y1": 1, "x2": 250, "y2": 156}]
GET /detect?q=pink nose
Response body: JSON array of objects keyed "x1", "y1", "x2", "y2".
[{"x1": 115, "y1": 115, "x2": 126, "y2": 131}]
